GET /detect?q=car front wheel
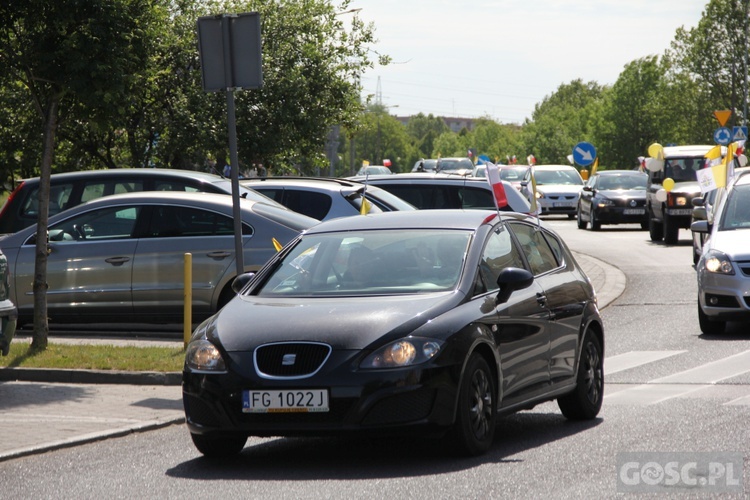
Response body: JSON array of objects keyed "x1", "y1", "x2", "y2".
[
  {"x1": 446, "y1": 354, "x2": 496, "y2": 456},
  {"x1": 663, "y1": 213, "x2": 679, "y2": 245},
  {"x1": 558, "y1": 331, "x2": 603, "y2": 420},
  {"x1": 190, "y1": 432, "x2": 247, "y2": 458},
  {"x1": 590, "y1": 208, "x2": 601, "y2": 231},
  {"x1": 698, "y1": 301, "x2": 726, "y2": 335},
  {"x1": 648, "y1": 212, "x2": 663, "y2": 242},
  {"x1": 576, "y1": 207, "x2": 588, "y2": 229}
]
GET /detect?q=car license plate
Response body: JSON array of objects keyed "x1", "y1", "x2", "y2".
[
  {"x1": 667, "y1": 208, "x2": 692, "y2": 216},
  {"x1": 552, "y1": 202, "x2": 575, "y2": 207},
  {"x1": 623, "y1": 208, "x2": 644, "y2": 215},
  {"x1": 242, "y1": 389, "x2": 329, "y2": 413}
]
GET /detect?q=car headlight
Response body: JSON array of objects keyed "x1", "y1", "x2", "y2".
[
  {"x1": 185, "y1": 317, "x2": 227, "y2": 373},
  {"x1": 673, "y1": 196, "x2": 688, "y2": 206},
  {"x1": 596, "y1": 198, "x2": 614, "y2": 207},
  {"x1": 360, "y1": 337, "x2": 443, "y2": 369},
  {"x1": 704, "y1": 250, "x2": 735, "y2": 275},
  {"x1": 535, "y1": 191, "x2": 545, "y2": 199}
]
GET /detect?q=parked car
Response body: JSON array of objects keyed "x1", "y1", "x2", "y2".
[
  {"x1": 240, "y1": 177, "x2": 415, "y2": 220},
  {"x1": 349, "y1": 173, "x2": 531, "y2": 213},
  {"x1": 0, "y1": 192, "x2": 317, "y2": 328},
  {"x1": 646, "y1": 145, "x2": 714, "y2": 245},
  {"x1": 692, "y1": 169, "x2": 750, "y2": 334},
  {"x1": 412, "y1": 159, "x2": 438, "y2": 172},
  {"x1": 183, "y1": 209, "x2": 604, "y2": 457},
  {"x1": 356, "y1": 165, "x2": 392, "y2": 176},
  {"x1": 0, "y1": 168, "x2": 282, "y2": 236},
  {"x1": 0, "y1": 249, "x2": 17, "y2": 356},
  {"x1": 473, "y1": 165, "x2": 529, "y2": 191},
  {"x1": 520, "y1": 165, "x2": 584, "y2": 218},
  {"x1": 576, "y1": 170, "x2": 648, "y2": 231}
]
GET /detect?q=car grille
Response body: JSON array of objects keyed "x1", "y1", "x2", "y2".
[
  {"x1": 254, "y1": 342, "x2": 332, "y2": 379},
  {"x1": 548, "y1": 195, "x2": 577, "y2": 202},
  {"x1": 614, "y1": 198, "x2": 645, "y2": 208},
  {"x1": 737, "y1": 260, "x2": 750, "y2": 277}
]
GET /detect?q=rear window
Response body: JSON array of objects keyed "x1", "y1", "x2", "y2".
[{"x1": 251, "y1": 202, "x2": 318, "y2": 231}]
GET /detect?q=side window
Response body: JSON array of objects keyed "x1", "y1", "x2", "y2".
[
  {"x1": 510, "y1": 222, "x2": 560, "y2": 276},
  {"x1": 378, "y1": 185, "x2": 427, "y2": 209},
  {"x1": 459, "y1": 187, "x2": 495, "y2": 209},
  {"x1": 147, "y1": 206, "x2": 248, "y2": 238},
  {"x1": 153, "y1": 180, "x2": 198, "y2": 192},
  {"x1": 48, "y1": 206, "x2": 140, "y2": 242},
  {"x1": 22, "y1": 183, "x2": 75, "y2": 217},
  {"x1": 113, "y1": 181, "x2": 144, "y2": 194},
  {"x1": 284, "y1": 190, "x2": 332, "y2": 220},
  {"x1": 81, "y1": 183, "x2": 106, "y2": 203},
  {"x1": 475, "y1": 225, "x2": 525, "y2": 295}
]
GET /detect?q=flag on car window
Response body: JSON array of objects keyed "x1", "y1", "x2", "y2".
[
  {"x1": 360, "y1": 197, "x2": 372, "y2": 215},
  {"x1": 589, "y1": 157, "x2": 599, "y2": 177},
  {"x1": 529, "y1": 167, "x2": 539, "y2": 214},
  {"x1": 485, "y1": 162, "x2": 508, "y2": 209},
  {"x1": 272, "y1": 238, "x2": 283, "y2": 252}
]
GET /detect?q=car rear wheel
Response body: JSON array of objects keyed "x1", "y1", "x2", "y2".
[
  {"x1": 558, "y1": 331, "x2": 603, "y2": 420},
  {"x1": 190, "y1": 432, "x2": 247, "y2": 458},
  {"x1": 576, "y1": 208, "x2": 588, "y2": 229},
  {"x1": 698, "y1": 302, "x2": 725, "y2": 335},
  {"x1": 446, "y1": 354, "x2": 496, "y2": 456}
]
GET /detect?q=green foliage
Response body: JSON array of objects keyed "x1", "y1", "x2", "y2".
[{"x1": 2, "y1": 342, "x2": 184, "y2": 372}]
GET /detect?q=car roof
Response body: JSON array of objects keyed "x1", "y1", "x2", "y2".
[
  {"x1": 13, "y1": 168, "x2": 231, "y2": 185},
  {"x1": 532, "y1": 164, "x2": 578, "y2": 171},
  {"x1": 350, "y1": 172, "x2": 484, "y2": 183},
  {"x1": 303, "y1": 208, "x2": 538, "y2": 234},
  {"x1": 662, "y1": 145, "x2": 718, "y2": 157},
  {"x1": 594, "y1": 170, "x2": 646, "y2": 175}
]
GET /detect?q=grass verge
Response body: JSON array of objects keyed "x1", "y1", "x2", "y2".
[{"x1": 1, "y1": 343, "x2": 184, "y2": 372}]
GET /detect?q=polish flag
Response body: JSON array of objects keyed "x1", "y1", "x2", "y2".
[{"x1": 485, "y1": 162, "x2": 508, "y2": 208}]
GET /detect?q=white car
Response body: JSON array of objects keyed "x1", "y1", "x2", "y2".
[
  {"x1": 520, "y1": 165, "x2": 584, "y2": 218},
  {"x1": 692, "y1": 169, "x2": 750, "y2": 334}
]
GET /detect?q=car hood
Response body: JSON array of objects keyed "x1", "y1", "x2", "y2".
[
  {"x1": 597, "y1": 189, "x2": 647, "y2": 200},
  {"x1": 536, "y1": 185, "x2": 582, "y2": 195},
  {"x1": 707, "y1": 228, "x2": 750, "y2": 260},
  {"x1": 670, "y1": 181, "x2": 700, "y2": 196},
  {"x1": 214, "y1": 292, "x2": 463, "y2": 351}
]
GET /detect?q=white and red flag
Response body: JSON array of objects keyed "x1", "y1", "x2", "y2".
[{"x1": 485, "y1": 162, "x2": 508, "y2": 209}]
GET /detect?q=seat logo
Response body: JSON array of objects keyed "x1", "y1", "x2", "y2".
[{"x1": 282, "y1": 354, "x2": 297, "y2": 366}]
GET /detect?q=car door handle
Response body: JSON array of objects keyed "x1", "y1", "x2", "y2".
[
  {"x1": 536, "y1": 292, "x2": 547, "y2": 308},
  {"x1": 207, "y1": 251, "x2": 232, "y2": 259},
  {"x1": 105, "y1": 256, "x2": 131, "y2": 266}
]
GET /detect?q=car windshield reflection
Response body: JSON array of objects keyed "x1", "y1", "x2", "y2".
[
  {"x1": 257, "y1": 230, "x2": 471, "y2": 296},
  {"x1": 719, "y1": 184, "x2": 750, "y2": 230}
]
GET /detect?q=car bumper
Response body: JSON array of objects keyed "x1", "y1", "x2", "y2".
[
  {"x1": 698, "y1": 270, "x2": 750, "y2": 321},
  {"x1": 538, "y1": 199, "x2": 578, "y2": 215},
  {"x1": 182, "y1": 362, "x2": 459, "y2": 438}
]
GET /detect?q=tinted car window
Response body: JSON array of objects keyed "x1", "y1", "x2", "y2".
[
  {"x1": 476, "y1": 225, "x2": 525, "y2": 294},
  {"x1": 283, "y1": 190, "x2": 333, "y2": 220},
  {"x1": 46, "y1": 206, "x2": 141, "y2": 242},
  {"x1": 21, "y1": 182, "x2": 75, "y2": 218},
  {"x1": 146, "y1": 205, "x2": 244, "y2": 237}
]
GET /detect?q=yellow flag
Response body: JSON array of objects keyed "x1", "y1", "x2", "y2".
[
  {"x1": 272, "y1": 237, "x2": 283, "y2": 252},
  {"x1": 705, "y1": 145, "x2": 722, "y2": 163},
  {"x1": 360, "y1": 197, "x2": 372, "y2": 215},
  {"x1": 589, "y1": 157, "x2": 598, "y2": 177},
  {"x1": 529, "y1": 169, "x2": 538, "y2": 214}
]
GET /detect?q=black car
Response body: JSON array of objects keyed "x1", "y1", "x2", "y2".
[
  {"x1": 183, "y1": 210, "x2": 604, "y2": 457},
  {"x1": 577, "y1": 170, "x2": 649, "y2": 230}
]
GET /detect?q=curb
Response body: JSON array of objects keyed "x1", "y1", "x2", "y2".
[{"x1": 0, "y1": 367, "x2": 182, "y2": 385}]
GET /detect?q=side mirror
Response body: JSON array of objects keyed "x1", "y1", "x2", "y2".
[
  {"x1": 692, "y1": 197, "x2": 705, "y2": 208},
  {"x1": 231, "y1": 272, "x2": 256, "y2": 294},
  {"x1": 690, "y1": 220, "x2": 709, "y2": 234},
  {"x1": 582, "y1": 186, "x2": 593, "y2": 192},
  {"x1": 495, "y1": 267, "x2": 534, "y2": 305}
]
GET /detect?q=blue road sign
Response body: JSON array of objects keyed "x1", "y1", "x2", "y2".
[
  {"x1": 714, "y1": 127, "x2": 732, "y2": 145},
  {"x1": 732, "y1": 126, "x2": 748, "y2": 142},
  {"x1": 573, "y1": 142, "x2": 596, "y2": 167}
]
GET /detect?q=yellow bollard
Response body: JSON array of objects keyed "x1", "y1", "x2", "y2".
[{"x1": 184, "y1": 253, "x2": 192, "y2": 349}]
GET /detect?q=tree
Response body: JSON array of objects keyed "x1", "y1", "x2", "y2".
[
  {"x1": 0, "y1": 0, "x2": 165, "y2": 349},
  {"x1": 405, "y1": 113, "x2": 449, "y2": 160},
  {"x1": 520, "y1": 79, "x2": 606, "y2": 165},
  {"x1": 342, "y1": 104, "x2": 413, "y2": 173},
  {"x1": 466, "y1": 118, "x2": 524, "y2": 164}
]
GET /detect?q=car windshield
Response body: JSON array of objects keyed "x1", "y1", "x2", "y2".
[
  {"x1": 597, "y1": 175, "x2": 647, "y2": 190},
  {"x1": 534, "y1": 169, "x2": 583, "y2": 186},
  {"x1": 256, "y1": 229, "x2": 471, "y2": 297},
  {"x1": 437, "y1": 159, "x2": 473, "y2": 172},
  {"x1": 664, "y1": 157, "x2": 703, "y2": 183},
  {"x1": 500, "y1": 167, "x2": 528, "y2": 182},
  {"x1": 719, "y1": 183, "x2": 750, "y2": 230}
]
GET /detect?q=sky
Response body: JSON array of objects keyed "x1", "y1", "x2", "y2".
[{"x1": 347, "y1": 0, "x2": 709, "y2": 124}]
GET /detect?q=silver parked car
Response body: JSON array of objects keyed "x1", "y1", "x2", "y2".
[
  {"x1": 0, "y1": 191, "x2": 317, "y2": 328},
  {"x1": 520, "y1": 165, "x2": 584, "y2": 218},
  {"x1": 692, "y1": 169, "x2": 750, "y2": 334},
  {"x1": 241, "y1": 177, "x2": 415, "y2": 220}
]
